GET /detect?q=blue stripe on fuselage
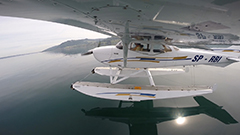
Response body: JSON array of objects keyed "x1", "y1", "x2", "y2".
[{"x1": 140, "y1": 58, "x2": 155, "y2": 60}]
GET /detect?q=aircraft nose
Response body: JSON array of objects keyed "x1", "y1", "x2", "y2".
[{"x1": 93, "y1": 46, "x2": 113, "y2": 63}]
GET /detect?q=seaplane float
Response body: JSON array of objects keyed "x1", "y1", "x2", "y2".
[{"x1": 71, "y1": 36, "x2": 240, "y2": 101}]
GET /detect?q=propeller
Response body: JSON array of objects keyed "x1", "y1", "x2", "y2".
[
  {"x1": 81, "y1": 40, "x2": 101, "y2": 56},
  {"x1": 81, "y1": 50, "x2": 93, "y2": 56},
  {"x1": 97, "y1": 41, "x2": 101, "y2": 47}
]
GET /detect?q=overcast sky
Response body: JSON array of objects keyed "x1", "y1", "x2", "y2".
[{"x1": 0, "y1": 16, "x2": 109, "y2": 57}]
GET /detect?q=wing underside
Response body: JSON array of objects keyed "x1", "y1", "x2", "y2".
[{"x1": 1, "y1": 0, "x2": 240, "y2": 45}]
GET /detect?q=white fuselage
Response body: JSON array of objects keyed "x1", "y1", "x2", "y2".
[{"x1": 92, "y1": 45, "x2": 238, "y2": 68}]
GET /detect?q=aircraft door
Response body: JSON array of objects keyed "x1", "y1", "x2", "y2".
[{"x1": 151, "y1": 44, "x2": 170, "y2": 67}]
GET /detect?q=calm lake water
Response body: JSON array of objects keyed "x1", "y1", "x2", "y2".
[{"x1": 0, "y1": 52, "x2": 240, "y2": 135}]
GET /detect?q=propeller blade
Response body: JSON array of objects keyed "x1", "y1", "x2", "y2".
[
  {"x1": 97, "y1": 41, "x2": 101, "y2": 47},
  {"x1": 81, "y1": 50, "x2": 93, "y2": 56},
  {"x1": 82, "y1": 40, "x2": 101, "y2": 56}
]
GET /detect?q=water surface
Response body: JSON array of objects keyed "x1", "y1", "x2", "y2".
[{"x1": 0, "y1": 52, "x2": 240, "y2": 135}]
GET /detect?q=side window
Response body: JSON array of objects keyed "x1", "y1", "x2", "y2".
[
  {"x1": 153, "y1": 45, "x2": 165, "y2": 53},
  {"x1": 130, "y1": 43, "x2": 139, "y2": 51},
  {"x1": 142, "y1": 44, "x2": 150, "y2": 52},
  {"x1": 130, "y1": 43, "x2": 150, "y2": 52},
  {"x1": 152, "y1": 45, "x2": 172, "y2": 53},
  {"x1": 163, "y1": 45, "x2": 172, "y2": 52}
]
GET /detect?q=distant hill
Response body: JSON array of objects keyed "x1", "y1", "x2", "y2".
[{"x1": 43, "y1": 37, "x2": 120, "y2": 55}]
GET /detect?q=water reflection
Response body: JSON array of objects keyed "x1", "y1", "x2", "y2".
[{"x1": 82, "y1": 96, "x2": 237, "y2": 135}]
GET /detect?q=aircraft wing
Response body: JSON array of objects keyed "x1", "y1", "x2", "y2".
[
  {"x1": 1, "y1": 0, "x2": 240, "y2": 45},
  {"x1": 194, "y1": 96, "x2": 238, "y2": 124}
]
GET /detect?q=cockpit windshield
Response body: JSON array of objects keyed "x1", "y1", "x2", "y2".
[{"x1": 116, "y1": 41, "x2": 123, "y2": 50}]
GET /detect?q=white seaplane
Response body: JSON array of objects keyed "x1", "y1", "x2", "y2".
[
  {"x1": 2, "y1": 0, "x2": 240, "y2": 101},
  {"x1": 71, "y1": 35, "x2": 240, "y2": 101}
]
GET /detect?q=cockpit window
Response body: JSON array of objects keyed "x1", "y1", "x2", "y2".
[
  {"x1": 130, "y1": 43, "x2": 150, "y2": 52},
  {"x1": 116, "y1": 41, "x2": 123, "y2": 50},
  {"x1": 153, "y1": 45, "x2": 165, "y2": 53},
  {"x1": 152, "y1": 44, "x2": 172, "y2": 53},
  {"x1": 163, "y1": 45, "x2": 172, "y2": 52},
  {"x1": 128, "y1": 42, "x2": 173, "y2": 53}
]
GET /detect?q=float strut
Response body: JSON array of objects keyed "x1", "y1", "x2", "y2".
[
  {"x1": 145, "y1": 69, "x2": 156, "y2": 87},
  {"x1": 111, "y1": 69, "x2": 144, "y2": 84}
]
